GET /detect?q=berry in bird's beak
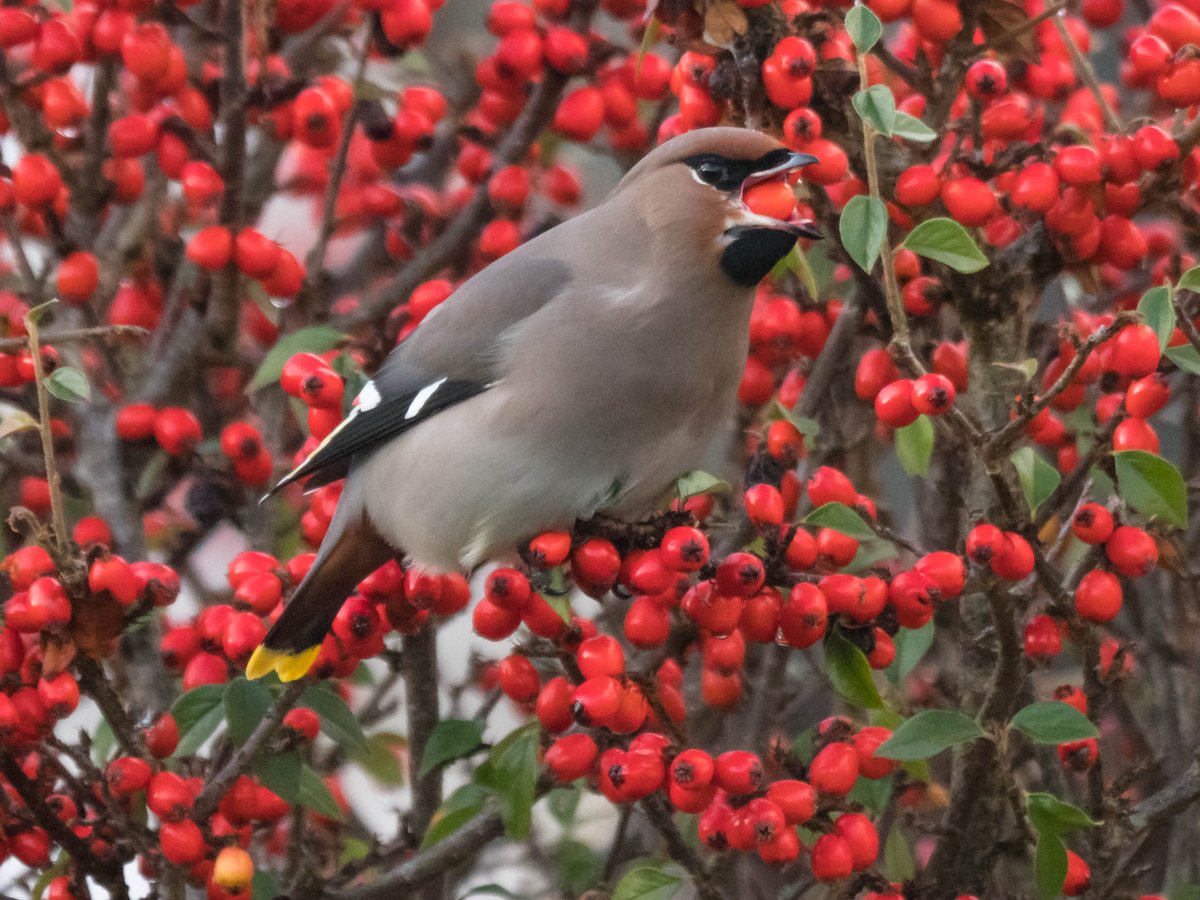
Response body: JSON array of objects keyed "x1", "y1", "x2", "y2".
[{"x1": 735, "y1": 151, "x2": 823, "y2": 240}]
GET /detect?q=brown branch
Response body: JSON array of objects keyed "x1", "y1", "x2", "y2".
[
  {"x1": 22, "y1": 308, "x2": 69, "y2": 556},
  {"x1": 1173, "y1": 290, "x2": 1200, "y2": 356},
  {"x1": 986, "y1": 313, "x2": 1136, "y2": 458},
  {"x1": 0, "y1": 751, "x2": 128, "y2": 897},
  {"x1": 192, "y1": 680, "x2": 306, "y2": 820},
  {"x1": 640, "y1": 793, "x2": 722, "y2": 900},
  {"x1": 1052, "y1": 15, "x2": 1120, "y2": 133},
  {"x1": 0, "y1": 324, "x2": 148, "y2": 352},
  {"x1": 75, "y1": 656, "x2": 144, "y2": 756},
  {"x1": 296, "y1": 36, "x2": 371, "y2": 319},
  {"x1": 330, "y1": 805, "x2": 507, "y2": 899},
  {"x1": 403, "y1": 627, "x2": 443, "y2": 844},
  {"x1": 204, "y1": 0, "x2": 249, "y2": 353}
]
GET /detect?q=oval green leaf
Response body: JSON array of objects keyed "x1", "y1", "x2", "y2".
[
  {"x1": 852, "y1": 84, "x2": 896, "y2": 136},
  {"x1": 420, "y1": 718, "x2": 486, "y2": 777},
  {"x1": 1011, "y1": 701, "x2": 1098, "y2": 744},
  {"x1": 1114, "y1": 449, "x2": 1188, "y2": 529},
  {"x1": 43, "y1": 366, "x2": 91, "y2": 403},
  {"x1": 613, "y1": 864, "x2": 683, "y2": 900},
  {"x1": 896, "y1": 415, "x2": 934, "y2": 476},
  {"x1": 824, "y1": 629, "x2": 885, "y2": 710},
  {"x1": 845, "y1": 3, "x2": 883, "y2": 51},
  {"x1": 1137, "y1": 285, "x2": 1174, "y2": 350},
  {"x1": 803, "y1": 501, "x2": 878, "y2": 541},
  {"x1": 840, "y1": 194, "x2": 888, "y2": 275},
  {"x1": 902, "y1": 218, "x2": 989, "y2": 274},
  {"x1": 1011, "y1": 446, "x2": 1061, "y2": 516},
  {"x1": 876, "y1": 709, "x2": 983, "y2": 760}
]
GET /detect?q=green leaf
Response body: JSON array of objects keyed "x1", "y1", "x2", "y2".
[
  {"x1": 544, "y1": 593, "x2": 573, "y2": 624},
  {"x1": 888, "y1": 621, "x2": 934, "y2": 684},
  {"x1": 993, "y1": 357, "x2": 1039, "y2": 381},
  {"x1": 252, "y1": 869, "x2": 282, "y2": 900},
  {"x1": 883, "y1": 825, "x2": 915, "y2": 881},
  {"x1": 175, "y1": 703, "x2": 224, "y2": 756},
  {"x1": 852, "y1": 85, "x2": 896, "y2": 136},
  {"x1": 91, "y1": 718, "x2": 115, "y2": 765},
  {"x1": 350, "y1": 731, "x2": 407, "y2": 785},
  {"x1": 1011, "y1": 702, "x2": 1099, "y2": 744},
  {"x1": 298, "y1": 765, "x2": 344, "y2": 821},
  {"x1": 223, "y1": 678, "x2": 273, "y2": 745},
  {"x1": 840, "y1": 195, "x2": 888, "y2": 274},
  {"x1": 803, "y1": 502, "x2": 877, "y2": 541},
  {"x1": 1166, "y1": 343, "x2": 1200, "y2": 375},
  {"x1": 1027, "y1": 793, "x2": 1099, "y2": 835},
  {"x1": 892, "y1": 112, "x2": 938, "y2": 143},
  {"x1": 1177, "y1": 264, "x2": 1200, "y2": 293},
  {"x1": 31, "y1": 852, "x2": 69, "y2": 900},
  {"x1": 556, "y1": 838, "x2": 604, "y2": 896},
  {"x1": 876, "y1": 709, "x2": 983, "y2": 760},
  {"x1": 676, "y1": 470, "x2": 730, "y2": 501},
  {"x1": 1114, "y1": 449, "x2": 1188, "y2": 529},
  {"x1": 0, "y1": 401, "x2": 37, "y2": 441},
  {"x1": 845, "y1": 2, "x2": 883, "y2": 51},
  {"x1": 1169, "y1": 884, "x2": 1200, "y2": 900},
  {"x1": 1138, "y1": 285, "x2": 1174, "y2": 350},
  {"x1": 253, "y1": 751, "x2": 301, "y2": 803},
  {"x1": 171, "y1": 684, "x2": 226, "y2": 756},
  {"x1": 1035, "y1": 832, "x2": 1068, "y2": 900},
  {"x1": 823, "y1": 629, "x2": 885, "y2": 709},
  {"x1": 301, "y1": 685, "x2": 367, "y2": 754},
  {"x1": 43, "y1": 366, "x2": 91, "y2": 403},
  {"x1": 896, "y1": 415, "x2": 934, "y2": 476},
  {"x1": 247, "y1": 326, "x2": 345, "y2": 392},
  {"x1": 420, "y1": 718, "x2": 486, "y2": 777},
  {"x1": 1011, "y1": 446, "x2": 1061, "y2": 516},
  {"x1": 902, "y1": 218, "x2": 989, "y2": 274},
  {"x1": 848, "y1": 774, "x2": 892, "y2": 813},
  {"x1": 26, "y1": 299, "x2": 58, "y2": 325},
  {"x1": 771, "y1": 245, "x2": 820, "y2": 301},
  {"x1": 768, "y1": 399, "x2": 822, "y2": 439},
  {"x1": 422, "y1": 783, "x2": 489, "y2": 849},
  {"x1": 547, "y1": 785, "x2": 581, "y2": 824},
  {"x1": 474, "y1": 723, "x2": 539, "y2": 840},
  {"x1": 613, "y1": 864, "x2": 683, "y2": 900}
]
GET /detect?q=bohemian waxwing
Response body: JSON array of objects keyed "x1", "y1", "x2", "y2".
[{"x1": 247, "y1": 126, "x2": 820, "y2": 681}]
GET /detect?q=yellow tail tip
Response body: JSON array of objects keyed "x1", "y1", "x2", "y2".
[{"x1": 246, "y1": 644, "x2": 320, "y2": 682}]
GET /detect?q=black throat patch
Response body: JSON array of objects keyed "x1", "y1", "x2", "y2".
[{"x1": 720, "y1": 226, "x2": 798, "y2": 287}]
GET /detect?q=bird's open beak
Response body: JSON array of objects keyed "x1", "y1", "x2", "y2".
[
  {"x1": 736, "y1": 151, "x2": 823, "y2": 240},
  {"x1": 742, "y1": 151, "x2": 821, "y2": 189}
]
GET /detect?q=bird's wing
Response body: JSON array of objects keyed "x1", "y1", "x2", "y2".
[{"x1": 267, "y1": 252, "x2": 573, "y2": 495}]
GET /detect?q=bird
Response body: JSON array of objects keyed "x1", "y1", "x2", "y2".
[{"x1": 246, "y1": 126, "x2": 821, "y2": 682}]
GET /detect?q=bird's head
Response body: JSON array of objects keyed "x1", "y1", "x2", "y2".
[{"x1": 615, "y1": 127, "x2": 822, "y2": 286}]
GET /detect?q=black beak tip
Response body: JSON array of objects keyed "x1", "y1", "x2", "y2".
[
  {"x1": 793, "y1": 220, "x2": 823, "y2": 240},
  {"x1": 789, "y1": 152, "x2": 820, "y2": 169}
]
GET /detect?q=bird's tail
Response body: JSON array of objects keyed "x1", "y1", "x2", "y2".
[{"x1": 246, "y1": 509, "x2": 394, "y2": 682}]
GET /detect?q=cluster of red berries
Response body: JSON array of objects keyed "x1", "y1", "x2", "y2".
[{"x1": 160, "y1": 548, "x2": 470, "y2": 690}]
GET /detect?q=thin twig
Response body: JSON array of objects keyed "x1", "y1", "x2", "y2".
[
  {"x1": 22, "y1": 309, "x2": 69, "y2": 557},
  {"x1": 0, "y1": 324, "x2": 149, "y2": 352},
  {"x1": 1052, "y1": 15, "x2": 1120, "y2": 132},
  {"x1": 192, "y1": 681, "x2": 306, "y2": 820}
]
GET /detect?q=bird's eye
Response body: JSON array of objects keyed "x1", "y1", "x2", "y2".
[{"x1": 697, "y1": 161, "x2": 726, "y2": 185}]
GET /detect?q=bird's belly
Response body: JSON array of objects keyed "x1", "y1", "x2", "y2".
[{"x1": 346, "y1": 380, "x2": 735, "y2": 572}]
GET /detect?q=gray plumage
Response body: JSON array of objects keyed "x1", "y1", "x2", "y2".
[{"x1": 256, "y1": 126, "x2": 819, "y2": 663}]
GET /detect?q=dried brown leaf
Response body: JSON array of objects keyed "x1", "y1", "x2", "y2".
[
  {"x1": 703, "y1": 0, "x2": 748, "y2": 48},
  {"x1": 977, "y1": 0, "x2": 1039, "y2": 64}
]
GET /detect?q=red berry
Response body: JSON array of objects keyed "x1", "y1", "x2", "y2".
[
  {"x1": 1072, "y1": 503, "x2": 1114, "y2": 544},
  {"x1": 874, "y1": 379, "x2": 919, "y2": 428},
  {"x1": 811, "y1": 833, "x2": 854, "y2": 881},
  {"x1": 1105, "y1": 525, "x2": 1158, "y2": 577},
  {"x1": 714, "y1": 750, "x2": 763, "y2": 795},
  {"x1": 809, "y1": 741, "x2": 859, "y2": 795}
]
